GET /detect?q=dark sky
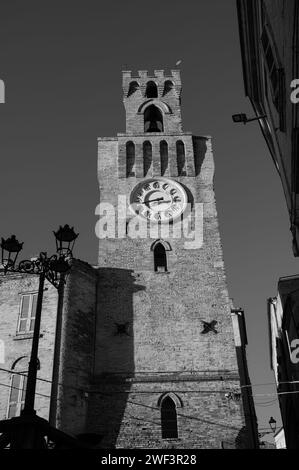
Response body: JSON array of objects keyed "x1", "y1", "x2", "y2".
[{"x1": 0, "y1": 0, "x2": 297, "y2": 437}]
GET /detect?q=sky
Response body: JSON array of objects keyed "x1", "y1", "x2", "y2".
[{"x1": 0, "y1": 0, "x2": 297, "y2": 440}]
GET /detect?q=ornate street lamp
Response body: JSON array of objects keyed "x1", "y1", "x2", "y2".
[
  {"x1": 258, "y1": 417, "x2": 278, "y2": 447},
  {"x1": 0, "y1": 226, "x2": 82, "y2": 449},
  {"x1": 269, "y1": 417, "x2": 277, "y2": 434},
  {"x1": 1, "y1": 235, "x2": 23, "y2": 271},
  {"x1": 53, "y1": 224, "x2": 78, "y2": 257}
]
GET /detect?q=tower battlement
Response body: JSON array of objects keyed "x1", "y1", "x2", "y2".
[
  {"x1": 123, "y1": 69, "x2": 181, "y2": 83},
  {"x1": 122, "y1": 69, "x2": 182, "y2": 100}
]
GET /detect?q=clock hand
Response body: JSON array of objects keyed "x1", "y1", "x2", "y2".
[{"x1": 141, "y1": 197, "x2": 164, "y2": 204}]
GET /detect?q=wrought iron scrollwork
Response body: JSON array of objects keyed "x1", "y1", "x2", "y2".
[{"x1": 6, "y1": 252, "x2": 71, "y2": 288}]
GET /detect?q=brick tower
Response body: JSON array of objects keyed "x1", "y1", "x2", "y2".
[{"x1": 90, "y1": 69, "x2": 257, "y2": 448}]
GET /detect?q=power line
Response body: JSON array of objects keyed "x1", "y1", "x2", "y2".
[
  {"x1": 1, "y1": 366, "x2": 299, "y2": 399},
  {"x1": 2, "y1": 366, "x2": 298, "y2": 389},
  {"x1": 0, "y1": 381, "x2": 50, "y2": 399}
]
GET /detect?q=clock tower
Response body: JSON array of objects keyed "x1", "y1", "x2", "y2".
[{"x1": 91, "y1": 69, "x2": 257, "y2": 448}]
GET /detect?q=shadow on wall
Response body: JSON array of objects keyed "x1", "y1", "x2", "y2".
[{"x1": 87, "y1": 268, "x2": 145, "y2": 448}]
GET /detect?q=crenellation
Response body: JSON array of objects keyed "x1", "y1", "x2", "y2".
[
  {"x1": 154, "y1": 69, "x2": 164, "y2": 79},
  {"x1": 138, "y1": 70, "x2": 148, "y2": 79}
]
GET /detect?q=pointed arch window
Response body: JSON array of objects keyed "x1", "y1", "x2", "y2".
[
  {"x1": 126, "y1": 141, "x2": 135, "y2": 177},
  {"x1": 176, "y1": 140, "x2": 186, "y2": 176},
  {"x1": 127, "y1": 81, "x2": 140, "y2": 97},
  {"x1": 160, "y1": 141, "x2": 168, "y2": 176},
  {"x1": 163, "y1": 80, "x2": 174, "y2": 96},
  {"x1": 143, "y1": 141, "x2": 152, "y2": 177},
  {"x1": 145, "y1": 81, "x2": 158, "y2": 98},
  {"x1": 161, "y1": 396, "x2": 178, "y2": 439},
  {"x1": 144, "y1": 105, "x2": 164, "y2": 133},
  {"x1": 154, "y1": 242, "x2": 167, "y2": 272}
]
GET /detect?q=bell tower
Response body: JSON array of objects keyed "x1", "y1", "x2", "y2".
[
  {"x1": 91, "y1": 69, "x2": 257, "y2": 449},
  {"x1": 123, "y1": 69, "x2": 182, "y2": 134}
]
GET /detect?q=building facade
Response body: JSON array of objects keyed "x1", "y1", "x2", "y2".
[
  {"x1": 0, "y1": 70, "x2": 258, "y2": 448},
  {"x1": 237, "y1": 0, "x2": 299, "y2": 255},
  {"x1": 0, "y1": 260, "x2": 98, "y2": 440},
  {"x1": 268, "y1": 277, "x2": 299, "y2": 449},
  {"x1": 274, "y1": 428, "x2": 286, "y2": 449}
]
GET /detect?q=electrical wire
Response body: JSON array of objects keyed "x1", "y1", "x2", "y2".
[
  {"x1": 1, "y1": 366, "x2": 299, "y2": 399},
  {"x1": 0, "y1": 381, "x2": 50, "y2": 399}
]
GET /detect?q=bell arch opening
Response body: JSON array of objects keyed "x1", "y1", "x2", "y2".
[
  {"x1": 144, "y1": 105, "x2": 164, "y2": 133},
  {"x1": 145, "y1": 81, "x2": 158, "y2": 98}
]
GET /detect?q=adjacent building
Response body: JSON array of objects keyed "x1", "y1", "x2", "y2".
[
  {"x1": 274, "y1": 428, "x2": 286, "y2": 449},
  {"x1": 237, "y1": 0, "x2": 299, "y2": 255},
  {"x1": 0, "y1": 260, "x2": 98, "y2": 438},
  {"x1": 0, "y1": 70, "x2": 258, "y2": 448},
  {"x1": 268, "y1": 277, "x2": 299, "y2": 449}
]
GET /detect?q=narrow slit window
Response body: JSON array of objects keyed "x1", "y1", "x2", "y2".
[
  {"x1": 160, "y1": 141, "x2": 168, "y2": 176},
  {"x1": 126, "y1": 141, "x2": 135, "y2": 177},
  {"x1": 143, "y1": 141, "x2": 152, "y2": 177},
  {"x1": 176, "y1": 141, "x2": 186, "y2": 176}
]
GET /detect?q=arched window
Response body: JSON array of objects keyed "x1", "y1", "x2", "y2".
[
  {"x1": 161, "y1": 396, "x2": 178, "y2": 439},
  {"x1": 127, "y1": 81, "x2": 139, "y2": 97},
  {"x1": 176, "y1": 140, "x2": 186, "y2": 176},
  {"x1": 144, "y1": 105, "x2": 164, "y2": 133},
  {"x1": 143, "y1": 141, "x2": 152, "y2": 177},
  {"x1": 7, "y1": 357, "x2": 29, "y2": 418},
  {"x1": 163, "y1": 80, "x2": 174, "y2": 96},
  {"x1": 145, "y1": 81, "x2": 158, "y2": 98},
  {"x1": 126, "y1": 141, "x2": 135, "y2": 177},
  {"x1": 154, "y1": 242, "x2": 167, "y2": 272},
  {"x1": 160, "y1": 141, "x2": 168, "y2": 176}
]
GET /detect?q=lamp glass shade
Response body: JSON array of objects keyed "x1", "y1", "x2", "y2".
[
  {"x1": 232, "y1": 113, "x2": 247, "y2": 123},
  {"x1": 53, "y1": 225, "x2": 78, "y2": 256},
  {"x1": 0, "y1": 235, "x2": 23, "y2": 269},
  {"x1": 269, "y1": 417, "x2": 277, "y2": 432}
]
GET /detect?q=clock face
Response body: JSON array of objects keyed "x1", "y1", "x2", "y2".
[{"x1": 130, "y1": 178, "x2": 188, "y2": 223}]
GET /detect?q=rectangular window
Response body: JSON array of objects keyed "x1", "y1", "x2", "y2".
[
  {"x1": 293, "y1": 129, "x2": 299, "y2": 194},
  {"x1": 7, "y1": 373, "x2": 27, "y2": 418},
  {"x1": 17, "y1": 293, "x2": 38, "y2": 334},
  {"x1": 260, "y1": 23, "x2": 286, "y2": 131}
]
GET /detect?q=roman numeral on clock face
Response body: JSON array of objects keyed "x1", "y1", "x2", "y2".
[{"x1": 130, "y1": 178, "x2": 187, "y2": 223}]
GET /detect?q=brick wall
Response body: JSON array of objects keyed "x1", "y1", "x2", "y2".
[
  {"x1": 0, "y1": 259, "x2": 97, "y2": 440},
  {"x1": 0, "y1": 273, "x2": 57, "y2": 421},
  {"x1": 93, "y1": 70, "x2": 254, "y2": 448}
]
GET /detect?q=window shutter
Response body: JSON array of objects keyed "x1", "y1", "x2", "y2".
[{"x1": 18, "y1": 295, "x2": 30, "y2": 333}]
